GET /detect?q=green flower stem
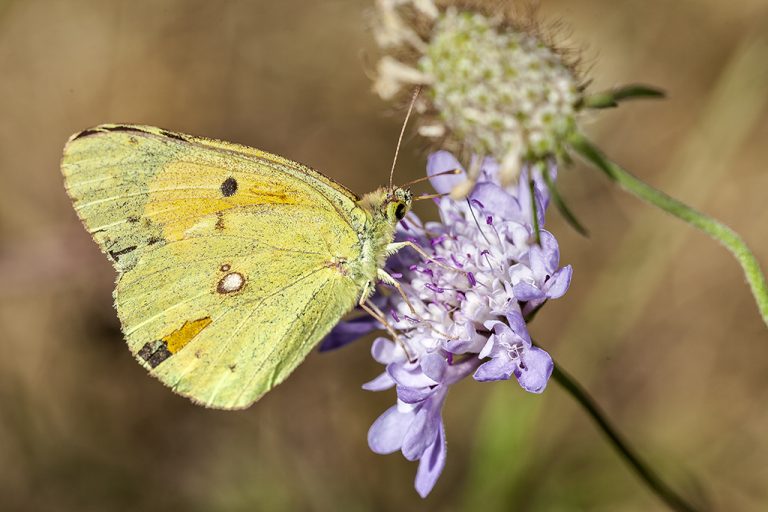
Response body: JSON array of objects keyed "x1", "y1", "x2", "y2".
[
  {"x1": 551, "y1": 361, "x2": 700, "y2": 512},
  {"x1": 569, "y1": 132, "x2": 768, "y2": 327},
  {"x1": 528, "y1": 177, "x2": 541, "y2": 244}
]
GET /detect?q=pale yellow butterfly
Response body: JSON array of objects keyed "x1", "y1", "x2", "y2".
[{"x1": 61, "y1": 123, "x2": 418, "y2": 410}]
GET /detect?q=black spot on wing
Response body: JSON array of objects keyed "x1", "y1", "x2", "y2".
[
  {"x1": 108, "y1": 245, "x2": 137, "y2": 261},
  {"x1": 138, "y1": 341, "x2": 173, "y2": 369},
  {"x1": 221, "y1": 177, "x2": 238, "y2": 197},
  {"x1": 147, "y1": 346, "x2": 172, "y2": 368},
  {"x1": 137, "y1": 342, "x2": 154, "y2": 361}
]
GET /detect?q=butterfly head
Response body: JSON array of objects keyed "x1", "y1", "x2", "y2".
[
  {"x1": 359, "y1": 187, "x2": 412, "y2": 228},
  {"x1": 385, "y1": 187, "x2": 412, "y2": 223},
  {"x1": 357, "y1": 186, "x2": 412, "y2": 275}
]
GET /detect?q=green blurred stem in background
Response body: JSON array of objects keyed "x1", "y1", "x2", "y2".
[
  {"x1": 569, "y1": 133, "x2": 768, "y2": 328},
  {"x1": 581, "y1": 84, "x2": 666, "y2": 110},
  {"x1": 551, "y1": 361, "x2": 700, "y2": 512}
]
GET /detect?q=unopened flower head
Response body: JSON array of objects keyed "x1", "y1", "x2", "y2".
[{"x1": 373, "y1": 0, "x2": 583, "y2": 185}]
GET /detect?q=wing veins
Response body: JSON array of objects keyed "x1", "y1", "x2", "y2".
[
  {"x1": 124, "y1": 290, "x2": 211, "y2": 336},
  {"x1": 119, "y1": 244, "x2": 325, "y2": 308},
  {"x1": 233, "y1": 281, "x2": 333, "y2": 405},
  {"x1": 88, "y1": 205, "x2": 187, "y2": 232},
  {"x1": 74, "y1": 187, "x2": 218, "y2": 210},
  {"x1": 171, "y1": 265, "x2": 330, "y2": 393}
]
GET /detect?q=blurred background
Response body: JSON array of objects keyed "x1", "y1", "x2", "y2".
[{"x1": 1, "y1": 0, "x2": 767, "y2": 510}]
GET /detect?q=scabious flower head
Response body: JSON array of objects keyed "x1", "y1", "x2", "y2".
[
  {"x1": 373, "y1": 0, "x2": 583, "y2": 185},
  {"x1": 322, "y1": 152, "x2": 572, "y2": 497}
]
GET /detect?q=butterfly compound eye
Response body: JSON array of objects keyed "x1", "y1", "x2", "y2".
[{"x1": 394, "y1": 202, "x2": 407, "y2": 220}]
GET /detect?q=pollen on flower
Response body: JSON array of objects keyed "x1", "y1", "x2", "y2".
[{"x1": 373, "y1": 1, "x2": 583, "y2": 185}]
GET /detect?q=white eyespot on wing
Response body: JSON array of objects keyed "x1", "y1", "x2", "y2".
[{"x1": 217, "y1": 272, "x2": 245, "y2": 294}]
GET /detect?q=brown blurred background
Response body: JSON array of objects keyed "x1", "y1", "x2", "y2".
[{"x1": 1, "y1": 0, "x2": 767, "y2": 510}]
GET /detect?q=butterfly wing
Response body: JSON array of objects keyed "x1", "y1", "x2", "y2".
[{"x1": 62, "y1": 125, "x2": 368, "y2": 409}]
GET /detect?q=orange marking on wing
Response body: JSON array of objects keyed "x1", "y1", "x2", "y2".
[
  {"x1": 247, "y1": 187, "x2": 297, "y2": 205},
  {"x1": 162, "y1": 317, "x2": 213, "y2": 354},
  {"x1": 144, "y1": 163, "x2": 311, "y2": 241}
]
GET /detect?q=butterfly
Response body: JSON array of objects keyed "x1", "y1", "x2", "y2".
[{"x1": 61, "y1": 124, "x2": 416, "y2": 409}]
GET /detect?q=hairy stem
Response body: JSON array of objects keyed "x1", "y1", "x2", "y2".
[
  {"x1": 569, "y1": 133, "x2": 768, "y2": 327},
  {"x1": 551, "y1": 362, "x2": 700, "y2": 512}
]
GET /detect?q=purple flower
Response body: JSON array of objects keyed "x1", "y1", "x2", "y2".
[
  {"x1": 427, "y1": 151, "x2": 467, "y2": 193},
  {"x1": 326, "y1": 151, "x2": 572, "y2": 497},
  {"x1": 367, "y1": 348, "x2": 479, "y2": 497},
  {"x1": 319, "y1": 314, "x2": 380, "y2": 352},
  {"x1": 475, "y1": 311, "x2": 553, "y2": 393},
  {"x1": 510, "y1": 230, "x2": 573, "y2": 316}
]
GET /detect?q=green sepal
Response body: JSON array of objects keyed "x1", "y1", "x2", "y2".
[
  {"x1": 581, "y1": 84, "x2": 666, "y2": 109},
  {"x1": 528, "y1": 176, "x2": 541, "y2": 245},
  {"x1": 543, "y1": 164, "x2": 589, "y2": 237}
]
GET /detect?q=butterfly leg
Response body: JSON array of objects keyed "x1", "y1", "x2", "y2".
[
  {"x1": 358, "y1": 281, "x2": 398, "y2": 339},
  {"x1": 358, "y1": 281, "x2": 417, "y2": 362},
  {"x1": 376, "y1": 269, "x2": 417, "y2": 315}
]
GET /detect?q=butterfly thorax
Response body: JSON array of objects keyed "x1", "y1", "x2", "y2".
[{"x1": 352, "y1": 187, "x2": 412, "y2": 292}]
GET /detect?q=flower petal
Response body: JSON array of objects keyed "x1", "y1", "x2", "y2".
[
  {"x1": 512, "y1": 281, "x2": 544, "y2": 302},
  {"x1": 319, "y1": 316, "x2": 379, "y2": 351},
  {"x1": 515, "y1": 346, "x2": 554, "y2": 393},
  {"x1": 544, "y1": 265, "x2": 572, "y2": 299},
  {"x1": 474, "y1": 357, "x2": 516, "y2": 382},
  {"x1": 504, "y1": 310, "x2": 529, "y2": 342},
  {"x1": 527, "y1": 243, "x2": 548, "y2": 279},
  {"x1": 415, "y1": 423, "x2": 447, "y2": 498},
  {"x1": 478, "y1": 336, "x2": 495, "y2": 359},
  {"x1": 371, "y1": 337, "x2": 403, "y2": 365},
  {"x1": 470, "y1": 182, "x2": 519, "y2": 220},
  {"x1": 402, "y1": 404, "x2": 440, "y2": 461},
  {"x1": 427, "y1": 151, "x2": 466, "y2": 194},
  {"x1": 442, "y1": 320, "x2": 486, "y2": 355},
  {"x1": 368, "y1": 405, "x2": 414, "y2": 454},
  {"x1": 397, "y1": 384, "x2": 434, "y2": 404},
  {"x1": 420, "y1": 352, "x2": 447, "y2": 383},
  {"x1": 388, "y1": 361, "x2": 438, "y2": 388},
  {"x1": 539, "y1": 230, "x2": 560, "y2": 271},
  {"x1": 362, "y1": 372, "x2": 395, "y2": 391}
]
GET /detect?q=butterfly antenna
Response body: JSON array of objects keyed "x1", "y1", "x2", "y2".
[
  {"x1": 413, "y1": 192, "x2": 450, "y2": 201},
  {"x1": 401, "y1": 168, "x2": 463, "y2": 188},
  {"x1": 389, "y1": 86, "x2": 422, "y2": 190}
]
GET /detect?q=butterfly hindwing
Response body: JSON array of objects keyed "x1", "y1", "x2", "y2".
[
  {"x1": 62, "y1": 125, "x2": 367, "y2": 409},
  {"x1": 117, "y1": 208, "x2": 360, "y2": 408}
]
